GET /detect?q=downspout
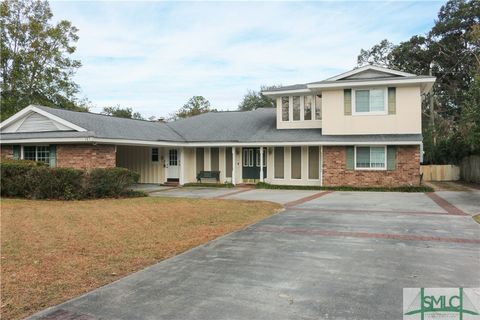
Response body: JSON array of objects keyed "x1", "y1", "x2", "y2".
[{"x1": 320, "y1": 145, "x2": 323, "y2": 186}]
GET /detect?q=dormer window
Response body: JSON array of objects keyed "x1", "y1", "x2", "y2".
[{"x1": 353, "y1": 88, "x2": 387, "y2": 115}]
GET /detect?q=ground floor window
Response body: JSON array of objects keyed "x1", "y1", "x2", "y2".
[
  {"x1": 355, "y1": 146, "x2": 386, "y2": 169},
  {"x1": 23, "y1": 146, "x2": 50, "y2": 164},
  {"x1": 151, "y1": 148, "x2": 159, "y2": 162},
  {"x1": 291, "y1": 147, "x2": 302, "y2": 179},
  {"x1": 255, "y1": 148, "x2": 267, "y2": 167}
]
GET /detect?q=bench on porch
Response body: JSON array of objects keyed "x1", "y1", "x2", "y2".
[{"x1": 196, "y1": 170, "x2": 221, "y2": 183}]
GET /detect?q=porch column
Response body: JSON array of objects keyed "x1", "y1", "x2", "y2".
[
  {"x1": 260, "y1": 146, "x2": 264, "y2": 182},
  {"x1": 232, "y1": 147, "x2": 236, "y2": 185},
  {"x1": 179, "y1": 147, "x2": 185, "y2": 185}
]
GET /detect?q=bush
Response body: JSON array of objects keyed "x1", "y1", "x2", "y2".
[
  {"x1": 1, "y1": 160, "x2": 143, "y2": 200},
  {"x1": 31, "y1": 167, "x2": 85, "y2": 200},
  {"x1": 256, "y1": 182, "x2": 433, "y2": 193},
  {"x1": 85, "y1": 167, "x2": 140, "y2": 198},
  {"x1": 1, "y1": 159, "x2": 41, "y2": 197}
]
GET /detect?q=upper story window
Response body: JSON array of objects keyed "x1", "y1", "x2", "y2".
[
  {"x1": 304, "y1": 96, "x2": 313, "y2": 120},
  {"x1": 292, "y1": 96, "x2": 300, "y2": 121},
  {"x1": 281, "y1": 95, "x2": 322, "y2": 122},
  {"x1": 282, "y1": 97, "x2": 289, "y2": 121},
  {"x1": 353, "y1": 88, "x2": 387, "y2": 115},
  {"x1": 315, "y1": 95, "x2": 322, "y2": 120}
]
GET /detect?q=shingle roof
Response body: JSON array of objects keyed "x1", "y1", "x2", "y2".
[
  {"x1": 35, "y1": 105, "x2": 185, "y2": 142},
  {"x1": 167, "y1": 108, "x2": 422, "y2": 143},
  {"x1": 0, "y1": 106, "x2": 422, "y2": 144},
  {"x1": 264, "y1": 84, "x2": 308, "y2": 92}
]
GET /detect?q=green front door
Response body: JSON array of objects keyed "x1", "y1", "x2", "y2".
[{"x1": 242, "y1": 148, "x2": 267, "y2": 179}]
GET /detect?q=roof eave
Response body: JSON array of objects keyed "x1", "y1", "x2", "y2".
[
  {"x1": 262, "y1": 89, "x2": 311, "y2": 96},
  {"x1": 307, "y1": 77, "x2": 436, "y2": 90}
]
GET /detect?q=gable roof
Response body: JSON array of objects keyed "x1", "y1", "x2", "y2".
[
  {"x1": 0, "y1": 105, "x2": 185, "y2": 142},
  {"x1": 325, "y1": 65, "x2": 415, "y2": 81},
  {"x1": 263, "y1": 65, "x2": 435, "y2": 95}
]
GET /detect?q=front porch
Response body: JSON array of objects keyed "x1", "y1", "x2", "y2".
[{"x1": 116, "y1": 145, "x2": 323, "y2": 186}]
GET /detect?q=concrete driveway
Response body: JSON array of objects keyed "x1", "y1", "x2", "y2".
[{"x1": 31, "y1": 190, "x2": 480, "y2": 320}]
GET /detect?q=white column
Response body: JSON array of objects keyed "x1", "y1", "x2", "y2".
[
  {"x1": 260, "y1": 146, "x2": 264, "y2": 182},
  {"x1": 232, "y1": 147, "x2": 236, "y2": 185},
  {"x1": 179, "y1": 147, "x2": 185, "y2": 185}
]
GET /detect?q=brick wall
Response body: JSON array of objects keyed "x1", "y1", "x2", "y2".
[
  {"x1": 323, "y1": 145, "x2": 420, "y2": 187},
  {"x1": 0, "y1": 145, "x2": 13, "y2": 159},
  {"x1": 57, "y1": 144, "x2": 116, "y2": 170}
]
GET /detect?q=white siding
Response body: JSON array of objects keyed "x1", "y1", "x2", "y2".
[
  {"x1": 2, "y1": 112, "x2": 71, "y2": 133},
  {"x1": 116, "y1": 146, "x2": 164, "y2": 183}
]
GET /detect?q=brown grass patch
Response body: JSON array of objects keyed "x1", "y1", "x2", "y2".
[{"x1": 0, "y1": 197, "x2": 281, "y2": 319}]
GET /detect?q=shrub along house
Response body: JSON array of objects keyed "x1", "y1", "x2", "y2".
[{"x1": 0, "y1": 66, "x2": 435, "y2": 187}]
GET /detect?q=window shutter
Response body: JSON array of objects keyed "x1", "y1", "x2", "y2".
[
  {"x1": 388, "y1": 87, "x2": 396, "y2": 115},
  {"x1": 13, "y1": 145, "x2": 21, "y2": 160},
  {"x1": 346, "y1": 146, "x2": 354, "y2": 170},
  {"x1": 344, "y1": 89, "x2": 352, "y2": 115},
  {"x1": 387, "y1": 146, "x2": 396, "y2": 170},
  {"x1": 49, "y1": 145, "x2": 57, "y2": 167}
]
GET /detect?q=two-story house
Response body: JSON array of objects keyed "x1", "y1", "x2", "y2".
[{"x1": 0, "y1": 65, "x2": 435, "y2": 187}]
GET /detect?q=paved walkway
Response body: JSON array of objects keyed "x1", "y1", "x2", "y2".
[{"x1": 31, "y1": 189, "x2": 480, "y2": 320}]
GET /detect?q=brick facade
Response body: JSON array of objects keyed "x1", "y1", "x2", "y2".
[
  {"x1": 57, "y1": 144, "x2": 116, "y2": 169},
  {"x1": 323, "y1": 145, "x2": 420, "y2": 187},
  {"x1": 0, "y1": 145, "x2": 13, "y2": 159}
]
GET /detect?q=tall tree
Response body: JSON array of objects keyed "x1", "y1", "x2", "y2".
[
  {"x1": 0, "y1": 0, "x2": 82, "y2": 120},
  {"x1": 171, "y1": 96, "x2": 216, "y2": 120},
  {"x1": 238, "y1": 86, "x2": 276, "y2": 111},
  {"x1": 102, "y1": 106, "x2": 144, "y2": 120},
  {"x1": 356, "y1": 0, "x2": 480, "y2": 163}
]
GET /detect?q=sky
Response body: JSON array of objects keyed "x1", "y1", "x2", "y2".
[{"x1": 50, "y1": 0, "x2": 445, "y2": 119}]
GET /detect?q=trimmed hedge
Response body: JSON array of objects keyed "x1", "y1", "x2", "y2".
[
  {"x1": 1, "y1": 160, "x2": 143, "y2": 200},
  {"x1": 256, "y1": 182, "x2": 434, "y2": 193}
]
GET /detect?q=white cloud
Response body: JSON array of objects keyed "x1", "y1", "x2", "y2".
[{"x1": 49, "y1": 1, "x2": 443, "y2": 118}]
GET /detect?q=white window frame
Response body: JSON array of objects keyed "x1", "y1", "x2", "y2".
[
  {"x1": 281, "y1": 96, "x2": 290, "y2": 122},
  {"x1": 151, "y1": 147, "x2": 159, "y2": 163},
  {"x1": 354, "y1": 145, "x2": 387, "y2": 171},
  {"x1": 22, "y1": 145, "x2": 50, "y2": 164},
  {"x1": 281, "y1": 95, "x2": 321, "y2": 122},
  {"x1": 352, "y1": 87, "x2": 388, "y2": 116}
]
